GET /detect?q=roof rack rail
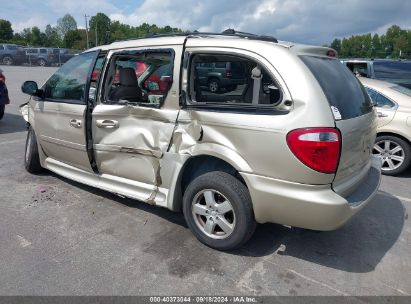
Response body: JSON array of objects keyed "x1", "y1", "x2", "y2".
[
  {"x1": 221, "y1": 28, "x2": 278, "y2": 43},
  {"x1": 117, "y1": 29, "x2": 278, "y2": 44}
]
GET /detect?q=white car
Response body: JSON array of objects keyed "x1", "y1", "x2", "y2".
[{"x1": 359, "y1": 77, "x2": 411, "y2": 175}]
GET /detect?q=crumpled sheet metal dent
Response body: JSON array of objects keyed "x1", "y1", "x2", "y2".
[
  {"x1": 171, "y1": 120, "x2": 203, "y2": 154},
  {"x1": 93, "y1": 104, "x2": 178, "y2": 205}
]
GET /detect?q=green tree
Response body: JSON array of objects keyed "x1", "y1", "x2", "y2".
[
  {"x1": 330, "y1": 38, "x2": 341, "y2": 54},
  {"x1": 63, "y1": 29, "x2": 87, "y2": 50},
  {"x1": 30, "y1": 26, "x2": 44, "y2": 46},
  {"x1": 370, "y1": 34, "x2": 381, "y2": 58},
  {"x1": 21, "y1": 28, "x2": 32, "y2": 44},
  {"x1": 45, "y1": 24, "x2": 62, "y2": 47},
  {"x1": 63, "y1": 29, "x2": 81, "y2": 49},
  {"x1": 0, "y1": 19, "x2": 13, "y2": 40},
  {"x1": 89, "y1": 13, "x2": 111, "y2": 46},
  {"x1": 330, "y1": 25, "x2": 411, "y2": 59},
  {"x1": 57, "y1": 14, "x2": 77, "y2": 38}
]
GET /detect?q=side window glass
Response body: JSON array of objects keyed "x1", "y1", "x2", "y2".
[
  {"x1": 366, "y1": 87, "x2": 394, "y2": 108},
  {"x1": 190, "y1": 54, "x2": 282, "y2": 106},
  {"x1": 375, "y1": 92, "x2": 394, "y2": 108},
  {"x1": 89, "y1": 56, "x2": 105, "y2": 103},
  {"x1": 104, "y1": 51, "x2": 173, "y2": 106},
  {"x1": 0, "y1": 46, "x2": 4, "y2": 50},
  {"x1": 365, "y1": 87, "x2": 377, "y2": 102},
  {"x1": 43, "y1": 51, "x2": 96, "y2": 102}
]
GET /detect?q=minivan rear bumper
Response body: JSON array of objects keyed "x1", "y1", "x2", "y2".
[{"x1": 241, "y1": 156, "x2": 381, "y2": 230}]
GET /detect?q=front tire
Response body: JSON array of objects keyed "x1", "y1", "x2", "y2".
[
  {"x1": 183, "y1": 171, "x2": 256, "y2": 251},
  {"x1": 0, "y1": 104, "x2": 4, "y2": 120},
  {"x1": 25, "y1": 127, "x2": 43, "y2": 173},
  {"x1": 373, "y1": 135, "x2": 411, "y2": 176}
]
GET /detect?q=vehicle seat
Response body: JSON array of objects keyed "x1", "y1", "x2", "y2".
[{"x1": 110, "y1": 68, "x2": 142, "y2": 102}]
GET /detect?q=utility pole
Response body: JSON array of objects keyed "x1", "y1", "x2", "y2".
[{"x1": 84, "y1": 14, "x2": 90, "y2": 49}]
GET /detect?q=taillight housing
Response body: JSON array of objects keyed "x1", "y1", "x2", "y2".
[
  {"x1": 287, "y1": 128, "x2": 341, "y2": 174},
  {"x1": 225, "y1": 70, "x2": 232, "y2": 78},
  {"x1": 327, "y1": 50, "x2": 337, "y2": 57},
  {"x1": 0, "y1": 72, "x2": 5, "y2": 82}
]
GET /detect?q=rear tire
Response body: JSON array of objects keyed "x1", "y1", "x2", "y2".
[
  {"x1": 183, "y1": 171, "x2": 256, "y2": 251},
  {"x1": 373, "y1": 135, "x2": 411, "y2": 176},
  {"x1": 38, "y1": 59, "x2": 47, "y2": 67},
  {"x1": 0, "y1": 104, "x2": 4, "y2": 120},
  {"x1": 208, "y1": 78, "x2": 220, "y2": 93},
  {"x1": 25, "y1": 127, "x2": 43, "y2": 173},
  {"x1": 2, "y1": 56, "x2": 13, "y2": 65}
]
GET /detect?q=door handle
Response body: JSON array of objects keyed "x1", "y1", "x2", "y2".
[
  {"x1": 377, "y1": 112, "x2": 388, "y2": 118},
  {"x1": 69, "y1": 119, "x2": 82, "y2": 128},
  {"x1": 96, "y1": 119, "x2": 119, "y2": 128}
]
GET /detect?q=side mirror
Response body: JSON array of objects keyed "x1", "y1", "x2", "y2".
[{"x1": 21, "y1": 81, "x2": 39, "y2": 96}]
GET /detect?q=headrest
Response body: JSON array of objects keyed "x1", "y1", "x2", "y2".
[{"x1": 119, "y1": 68, "x2": 138, "y2": 86}]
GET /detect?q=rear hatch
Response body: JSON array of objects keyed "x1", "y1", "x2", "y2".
[{"x1": 301, "y1": 56, "x2": 376, "y2": 197}]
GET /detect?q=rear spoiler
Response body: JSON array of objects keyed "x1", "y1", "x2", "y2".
[{"x1": 290, "y1": 45, "x2": 338, "y2": 58}]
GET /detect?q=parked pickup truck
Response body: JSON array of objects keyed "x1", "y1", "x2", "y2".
[
  {"x1": 0, "y1": 44, "x2": 26, "y2": 65},
  {"x1": 341, "y1": 59, "x2": 411, "y2": 89}
]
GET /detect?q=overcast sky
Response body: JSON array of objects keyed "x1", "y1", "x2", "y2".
[{"x1": 3, "y1": 0, "x2": 411, "y2": 45}]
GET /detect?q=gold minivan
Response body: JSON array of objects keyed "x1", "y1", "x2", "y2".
[{"x1": 20, "y1": 31, "x2": 381, "y2": 250}]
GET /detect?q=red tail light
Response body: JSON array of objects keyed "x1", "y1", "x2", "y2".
[
  {"x1": 0, "y1": 73, "x2": 5, "y2": 82},
  {"x1": 225, "y1": 70, "x2": 232, "y2": 78},
  {"x1": 287, "y1": 128, "x2": 341, "y2": 174},
  {"x1": 327, "y1": 50, "x2": 337, "y2": 57}
]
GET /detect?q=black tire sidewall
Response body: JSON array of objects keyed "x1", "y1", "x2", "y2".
[
  {"x1": 208, "y1": 78, "x2": 220, "y2": 93},
  {"x1": 183, "y1": 171, "x2": 255, "y2": 250},
  {"x1": 25, "y1": 127, "x2": 42, "y2": 173},
  {"x1": 0, "y1": 104, "x2": 4, "y2": 120},
  {"x1": 376, "y1": 135, "x2": 411, "y2": 175}
]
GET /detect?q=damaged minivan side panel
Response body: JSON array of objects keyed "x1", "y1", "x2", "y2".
[{"x1": 91, "y1": 46, "x2": 183, "y2": 205}]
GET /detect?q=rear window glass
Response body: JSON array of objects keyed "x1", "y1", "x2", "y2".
[
  {"x1": 301, "y1": 56, "x2": 373, "y2": 120},
  {"x1": 374, "y1": 62, "x2": 411, "y2": 80}
]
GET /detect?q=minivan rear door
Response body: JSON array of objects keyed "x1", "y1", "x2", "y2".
[{"x1": 301, "y1": 56, "x2": 377, "y2": 196}]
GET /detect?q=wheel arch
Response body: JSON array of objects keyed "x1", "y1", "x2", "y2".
[
  {"x1": 169, "y1": 152, "x2": 250, "y2": 212},
  {"x1": 377, "y1": 132, "x2": 411, "y2": 145}
]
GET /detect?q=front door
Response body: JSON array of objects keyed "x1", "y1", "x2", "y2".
[
  {"x1": 36, "y1": 51, "x2": 99, "y2": 172},
  {"x1": 92, "y1": 47, "x2": 182, "y2": 201}
]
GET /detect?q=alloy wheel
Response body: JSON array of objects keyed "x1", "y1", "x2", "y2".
[
  {"x1": 191, "y1": 189, "x2": 236, "y2": 240},
  {"x1": 209, "y1": 81, "x2": 219, "y2": 93},
  {"x1": 373, "y1": 139, "x2": 405, "y2": 171}
]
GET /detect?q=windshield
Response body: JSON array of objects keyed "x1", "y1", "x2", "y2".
[{"x1": 301, "y1": 56, "x2": 373, "y2": 120}]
